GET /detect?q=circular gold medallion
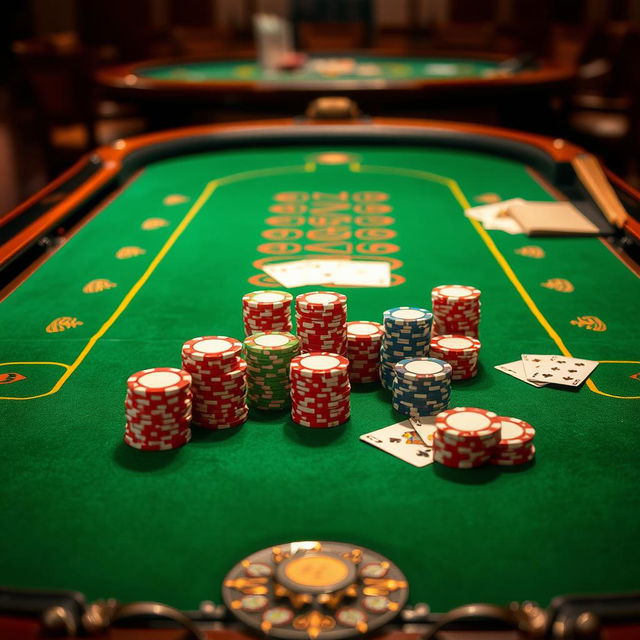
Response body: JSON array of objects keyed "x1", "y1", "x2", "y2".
[{"x1": 284, "y1": 554, "x2": 349, "y2": 588}]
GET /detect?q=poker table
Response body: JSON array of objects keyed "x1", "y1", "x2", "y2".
[
  {"x1": 95, "y1": 51, "x2": 574, "y2": 124},
  {"x1": 1, "y1": 114, "x2": 640, "y2": 638}
]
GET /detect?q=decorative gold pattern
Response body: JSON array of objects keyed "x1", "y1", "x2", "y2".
[
  {"x1": 163, "y1": 194, "x2": 189, "y2": 205},
  {"x1": 293, "y1": 611, "x2": 336, "y2": 639},
  {"x1": 570, "y1": 316, "x2": 607, "y2": 332},
  {"x1": 116, "y1": 246, "x2": 146, "y2": 259},
  {"x1": 141, "y1": 217, "x2": 170, "y2": 230},
  {"x1": 224, "y1": 577, "x2": 269, "y2": 595},
  {"x1": 361, "y1": 578, "x2": 408, "y2": 596},
  {"x1": 541, "y1": 278, "x2": 574, "y2": 293},
  {"x1": 475, "y1": 193, "x2": 501, "y2": 203},
  {"x1": 45, "y1": 317, "x2": 84, "y2": 334},
  {"x1": 82, "y1": 279, "x2": 117, "y2": 294},
  {"x1": 631, "y1": 373, "x2": 640, "y2": 381},
  {"x1": 515, "y1": 246, "x2": 545, "y2": 259}
]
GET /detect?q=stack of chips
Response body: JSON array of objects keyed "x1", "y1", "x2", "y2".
[
  {"x1": 379, "y1": 307, "x2": 433, "y2": 390},
  {"x1": 346, "y1": 321, "x2": 383, "y2": 383},
  {"x1": 181, "y1": 336, "x2": 248, "y2": 429},
  {"x1": 433, "y1": 407, "x2": 502, "y2": 468},
  {"x1": 242, "y1": 291, "x2": 293, "y2": 336},
  {"x1": 289, "y1": 353, "x2": 350, "y2": 428},
  {"x1": 392, "y1": 358, "x2": 452, "y2": 417},
  {"x1": 429, "y1": 335, "x2": 481, "y2": 380},
  {"x1": 244, "y1": 332, "x2": 300, "y2": 410},
  {"x1": 431, "y1": 285, "x2": 481, "y2": 338},
  {"x1": 489, "y1": 416, "x2": 536, "y2": 466},
  {"x1": 295, "y1": 292, "x2": 347, "y2": 355},
  {"x1": 125, "y1": 368, "x2": 193, "y2": 450}
]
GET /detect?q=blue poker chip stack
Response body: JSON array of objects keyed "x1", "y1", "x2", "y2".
[
  {"x1": 392, "y1": 357, "x2": 452, "y2": 417},
  {"x1": 379, "y1": 307, "x2": 433, "y2": 390}
]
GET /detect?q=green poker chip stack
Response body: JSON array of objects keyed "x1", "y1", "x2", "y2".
[{"x1": 243, "y1": 332, "x2": 300, "y2": 410}]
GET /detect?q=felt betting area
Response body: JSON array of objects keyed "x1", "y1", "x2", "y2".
[
  {"x1": 0, "y1": 144, "x2": 639, "y2": 613},
  {"x1": 137, "y1": 55, "x2": 503, "y2": 83}
]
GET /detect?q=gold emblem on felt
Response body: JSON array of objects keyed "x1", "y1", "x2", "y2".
[
  {"x1": 82, "y1": 279, "x2": 117, "y2": 294},
  {"x1": 116, "y1": 246, "x2": 146, "y2": 259},
  {"x1": 163, "y1": 194, "x2": 189, "y2": 206},
  {"x1": 570, "y1": 315, "x2": 607, "y2": 332},
  {"x1": 46, "y1": 317, "x2": 84, "y2": 333},
  {"x1": 0, "y1": 372, "x2": 26, "y2": 385},
  {"x1": 475, "y1": 193, "x2": 501, "y2": 203},
  {"x1": 515, "y1": 245, "x2": 545, "y2": 258},
  {"x1": 631, "y1": 373, "x2": 640, "y2": 381},
  {"x1": 141, "y1": 218, "x2": 169, "y2": 230},
  {"x1": 540, "y1": 278, "x2": 574, "y2": 292}
]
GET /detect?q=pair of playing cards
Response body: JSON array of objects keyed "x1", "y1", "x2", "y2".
[
  {"x1": 464, "y1": 198, "x2": 525, "y2": 235},
  {"x1": 495, "y1": 354, "x2": 599, "y2": 388},
  {"x1": 360, "y1": 418, "x2": 437, "y2": 467},
  {"x1": 263, "y1": 259, "x2": 391, "y2": 288}
]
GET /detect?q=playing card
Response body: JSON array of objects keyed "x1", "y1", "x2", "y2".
[
  {"x1": 331, "y1": 260, "x2": 390, "y2": 287},
  {"x1": 263, "y1": 260, "x2": 319, "y2": 288},
  {"x1": 521, "y1": 354, "x2": 599, "y2": 387},
  {"x1": 495, "y1": 360, "x2": 547, "y2": 387},
  {"x1": 407, "y1": 415, "x2": 437, "y2": 447},
  {"x1": 360, "y1": 421, "x2": 433, "y2": 467},
  {"x1": 464, "y1": 198, "x2": 525, "y2": 235}
]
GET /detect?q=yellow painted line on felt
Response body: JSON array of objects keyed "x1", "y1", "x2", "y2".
[
  {"x1": 357, "y1": 163, "x2": 638, "y2": 400},
  {"x1": 5, "y1": 164, "x2": 306, "y2": 401},
  {"x1": 0, "y1": 362, "x2": 69, "y2": 401}
]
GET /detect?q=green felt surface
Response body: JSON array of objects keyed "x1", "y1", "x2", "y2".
[
  {"x1": 138, "y1": 55, "x2": 501, "y2": 84},
  {"x1": 1, "y1": 144, "x2": 639, "y2": 614}
]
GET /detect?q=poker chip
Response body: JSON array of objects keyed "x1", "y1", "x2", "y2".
[
  {"x1": 346, "y1": 321, "x2": 383, "y2": 384},
  {"x1": 380, "y1": 307, "x2": 433, "y2": 390},
  {"x1": 124, "y1": 367, "x2": 193, "y2": 450},
  {"x1": 488, "y1": 416, "x2": 536, "y2": 465},
  {"x1": 243, "y1": 332, "x2": 299, "y2": 411},
  {"x1": 295, "y1": 291, "x2": 347, "y2": 356},
  {"x1": 392, "y1": 358, "x2": 452, "y2": 417},
  {"x1": 182, "y1": 335, "x2": 248, "y2": 430},
  {"x1": 242, "y1": 290, "x2": 293, "y2": 336},
  {"x1": 431, "y1": 407, "x2": 537, "y2": 469},
  {"x1": 430, "y1": 334, "x2": 481, "y2": 380},
  {"x1": 431, "y1": 285, "x2": 481, "y2": 338},
  {"x1": 289, "y1": 352, "x2": 350, "y2": 428}
]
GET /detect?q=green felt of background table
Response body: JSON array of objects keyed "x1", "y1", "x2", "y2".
[
  {"x1": 1, "y1": 145, "x2": 639, "y2": 614},
  {"x1": 137, "y1": 56, "x2": 501, "y2": 83}
]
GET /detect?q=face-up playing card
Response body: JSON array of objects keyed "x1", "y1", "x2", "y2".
[
  {"x1": 521, "y1": 354, "x2": 599, "y2": 387},
  {"x1": 360, "y1": 421, "x2": 433, "y2": 467},
  {"x1": 263, "y1": 260, "x2": 319, "y2": 288},
  {"x1": 464, "y1": 198, "x2": 525, "y2": 235},
  {"x1": 407, "y1": 415, "x2": 437, "y2": 447},
  {"x1": 264, "y1": 259, "x2": 391, "y2": 288},
  {"x1": 495, "y1": 360, "x2": 547, "y2": 387},
  {"x1": 331, "y1": 260, "x2": 390, "y2": 287}
]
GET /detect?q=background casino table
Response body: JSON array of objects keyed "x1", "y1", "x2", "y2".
[
  {"x1": 1, "y1": 116, "x2": 639, "y2": 635},
  {"x1": 95, "y1": 51, "x2": 575, "y2": 126}
]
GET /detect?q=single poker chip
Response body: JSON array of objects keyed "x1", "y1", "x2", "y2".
[
  {"x1": 493, "y1": 417, "x2": 536, "y2": 450},
  {"x1": 347, "y1": 320, "x2": 384, "y2": 340},
  {"x1": 432, "y1": 285, "x2": 481, "y2": 302},
  {"x1": 182, "y1": 336, "x2": 242, "y2": 363},
  {"x1": 290, "y1": 352, "x2": 349, "y2": 378},
  {"x1": 244, "y1": 332, "x2": 299, "y2": 353},
  {"x1": 395, "y1": 358, "x2": 452, "y2": 382},
  {"x1": 436, "y1": 407, "x2": 501, "y2": 440},
  {"x1": 431, "y1": 334, "x2": 481, "y2": 354},
  {"x1": 296, "y1": 291, "x2": 347, "y2": 310},
  {"x1": 127, "y1": 368, "x2": 191, "y2": 398},
  {"x1": 243, "y1": 290, "x2": 293, "y2": 309}
]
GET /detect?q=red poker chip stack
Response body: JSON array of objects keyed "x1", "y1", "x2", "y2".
[
  {"x1": 429, "y1": 334, "x2": 481, "y2": 380},
  {"x1": 489, "y1": 416, "x2": 536, "y2": 466},
  {"x1": 289, "y1": 352, "x2": 351, "y2": 428},
  {"x1": 242, "y1": 290, "x2": 293, "y2": 336},
  {"x1": 433, "y1": 407, "x2": 502, "y2": 468},
  {"x1": 346, "y1": 321, "x2": 383, "y2": 383},
  {"x1": 181, "y1": 336, "x2": 248, "y2": 429},
  {"x1": 295, "y1": 291, "x2": 347, "y2": 356},
  {"x1": 431, "y1": 285, "x2": 481, "y2": 338},
  {"x1": 125, "y1": 367, "x2": 193, "y2": 450}
]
